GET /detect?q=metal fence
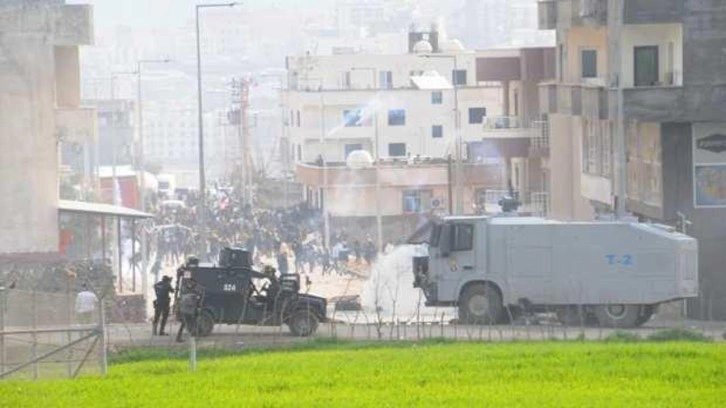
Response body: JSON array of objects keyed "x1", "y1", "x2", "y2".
[{"x1": 0, "y1": 287, "x2": 107, "y2": 380}]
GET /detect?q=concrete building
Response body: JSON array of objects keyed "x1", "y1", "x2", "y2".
[
  {"x1": 84, "y1": 99, "x2": 136, "y2": 168},
  {"x1": 537, "y1": 0, "x2": 726, "y2": 319},
  {"x1": 284, "y1": 26, "x2": 554, "y2": 221},
  {"x1": 143, "y1": 101, "x2": 237, "y2": 188},
  {"x1": 0, "y1": 0, "x2": 96, "y2": 255}
]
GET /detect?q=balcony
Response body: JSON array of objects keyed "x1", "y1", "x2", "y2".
[
  {"x1": 538, "y1": 0, "x2": 557, "y2": 30},
  {"x1": 608, "y1": 84, "x2": 726, "y2": 123},
  {"x1": 481, "y1": 116, "x2": 536, "y2": 140},
  {"x1": 55, "y1": 108, "x2": 97, "y2": 144},
  {"x1": 539, "y1": 83, "x2": 607, "y2": 119}
]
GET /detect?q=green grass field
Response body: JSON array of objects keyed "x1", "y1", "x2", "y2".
[{"x1": 1, "y1": 341, "x2": 725, "y2": 407}]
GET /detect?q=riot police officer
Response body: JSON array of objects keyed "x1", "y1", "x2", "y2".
[
  {"x1": 152, "y1": 275, "x2": 174, "y2": 335},
  {"x1": 175, "y1": 276, "x2": 205, "y2": 342},
  {"x1": 175, "y1": 257, "x2": 204, "y2": 342}
]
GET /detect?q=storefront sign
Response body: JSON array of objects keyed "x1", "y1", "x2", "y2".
[
  {"x1": 696, "y1": 133, "x2": 726, "y2": 154},
  {"x1": 693, "y1": 125, "x2": 726, "y2": 207}
]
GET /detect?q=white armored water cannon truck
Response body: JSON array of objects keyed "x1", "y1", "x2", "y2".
[{"x1": 412, "y1": 216, "x2": 698, "y2": 327}]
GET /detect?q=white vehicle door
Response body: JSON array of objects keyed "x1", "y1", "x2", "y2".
[{"x1": 435, "y1": 222, "x2": 476, "y2": 302}]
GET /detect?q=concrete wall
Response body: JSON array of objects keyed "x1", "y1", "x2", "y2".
[
  {"x1": 547, "y1": 114, "x2": 594, "y2": 221},
  {"x1": 0, "y1": 1, "x2": 92, "y2": 255},
  {"x1": 0, "y1": 24, "x2": 59, "y2": 254},
  {"x1": 564, "y1": 26, "x2": 608, "y2": 84}
]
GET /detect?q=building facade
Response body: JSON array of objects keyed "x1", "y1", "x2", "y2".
[
  {"x1": 538, "y1": 0, "x2": 726, "y2": 319},
  {"x1": 0, "y1": 0, "x2": 95, "y2": 255},
  {"x1": 284, "y1": 27, "x2": 553, "y2": 218}
]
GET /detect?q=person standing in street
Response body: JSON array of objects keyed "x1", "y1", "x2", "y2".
[
  {"x1": 277, "y1": 241, "x2": 290, "y2": 275},
  {"x1": 74, "y1": 284, "x2": 98, "y2": 325},
  {"x1": 152, "y1": 275, "x2": 174, "y2": 336}
]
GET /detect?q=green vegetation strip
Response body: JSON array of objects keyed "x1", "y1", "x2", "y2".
[{"x1": 1, "y1": 341, "x2": 725, "y2": 407}]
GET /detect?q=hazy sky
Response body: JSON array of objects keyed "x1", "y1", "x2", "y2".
[{"x1": 69, "y1": 0, "x2": 332, "y2": 30}]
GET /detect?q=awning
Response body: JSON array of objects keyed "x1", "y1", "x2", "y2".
[{"x1": 58, "y1": 200, "x2": 154, "y2": 219}]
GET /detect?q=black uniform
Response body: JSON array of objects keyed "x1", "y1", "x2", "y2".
[{"x1": 152, "y1": 277, "x2": 174, "y2": 335}]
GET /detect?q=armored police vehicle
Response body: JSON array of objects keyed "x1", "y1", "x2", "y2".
[
  {"x1": 175, "y1": 248, "x2": 327, "y2": 337},
  {"x1": 413, "y1": 216, "x2": 698, "y2": 327}
]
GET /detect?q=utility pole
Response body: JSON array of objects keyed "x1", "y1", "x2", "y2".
[
  {"x1": 614, "y1": 0, "x2": 627, "y2": 218},
  {"x1": 352, "y1": 67, "x2": 383, "y2": 252},
  {"x1": 196, "y1": 2, "x2": 239, "y2": 259},
  {"x1": 420, "y1": 54, "x2": 462, "y2": 214},
  {"x1": 319, "y1": 92, "x2": 330, "y2": 249},
  {"x1": 136, "y1": 59, "x2": 168, "y2": 306}
]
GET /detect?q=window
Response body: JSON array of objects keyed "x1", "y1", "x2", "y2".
[
  {"x1": 388, "y1": 142, "x2": 406, "y2": 157},
  {"x1": 634, "y1": 46, "x2": 659, "y2": 86},
  {"x1": 297, "y1": 145, "x2": 302, "y2": 161},
  {"x1": 468, "y1": 107, "x2": 487, "y2": 124},
  {"x1": 388, "y1": 109, "x2": 406, "y2": 126},
  {"x1": 581, "y1": 49, "x2": 597, "y2": 78},
  {"x1": 432, "y1": 125, "x2": 443, "y2": 138},
  {"x1": 452, "y1": 69, "x2": 467, "y2": 86},
  {"x1": 296, "y1": 110, "x2": 301, "y2": 127},
  {"x1": 431, "y1": 91, "x2": 443, "y2": 104},
  {"x1": 343, "y1": 109, "x2": 369, "y2": 127},
  {"x1": 379, "y1": 71, "x2": 393, "y2": 89},
  {"x1": 344, "y1": 143, "x2": 363, "y2": 158},
  {"x1": 452, "y1": 224, "x2": 474, "y2": 251},
  {"x1": 402, "y1": 189, "x2": 432, "y2": 213}
]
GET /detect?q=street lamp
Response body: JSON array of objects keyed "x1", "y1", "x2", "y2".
[
  {"x1": 136, "y1": 58, "x2": 169, "y2": 307},
  {"x1": 420, "y1": 54, "x2": 463, "y2": 215},
  {"x1": 351, "y1": 67, "x2": 383, "y2": 253},
  {"x1": 196, "y1": 2, "x2": 240, "y2": 259},
  {"x1": 319, "y1": 92, "x2": 330, "y2": 250}
]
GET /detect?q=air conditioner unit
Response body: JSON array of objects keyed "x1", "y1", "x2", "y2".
[{"x1": 430, "y1": 197, "x2": 444, "y2": 209}]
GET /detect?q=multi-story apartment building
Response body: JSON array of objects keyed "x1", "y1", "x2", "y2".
[
  {"x1": 143, "y1": 102, "x2": 239, "y2": 188},
  {"x1": 284, "y1": 26, "x2": 554, "y2": 224},
  {"x1": 537, "y1": 0, "x2": 726, "y2": 319},
  {"x1": 0, "y1": 0, "x2": 96, "y2": 255}
]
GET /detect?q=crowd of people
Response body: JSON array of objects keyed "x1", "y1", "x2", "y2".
[{"x1": 146, "y1": 187, "x2": 380, "y2": 277}]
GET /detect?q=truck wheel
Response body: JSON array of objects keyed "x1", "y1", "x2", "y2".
[
  {"x1": 634, "y1": 305, "x2": 654, "y2": 327},
  {"x1": 188, "y1": 311, "x2": 215, "y2": 337},
  {"x1": 556, "y1": 305, "x2": 587, "y2": 326},
  {"x1": 288, "y1": 309, "x2": 319, "y2": 337},
  {"x1": 458, "y1": 284, "x2": 503, "y2": 325},
  {"x1": 594, "y1": 304, "x2": 642, "y2": 328}
]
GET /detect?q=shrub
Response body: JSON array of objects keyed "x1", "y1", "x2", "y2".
[
  {"x1": 647, "y1": 328, "x2": 711, "y2": 342},
  {"x1": 604, "y1": 330, "x2": 641, "y2": 343}
]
